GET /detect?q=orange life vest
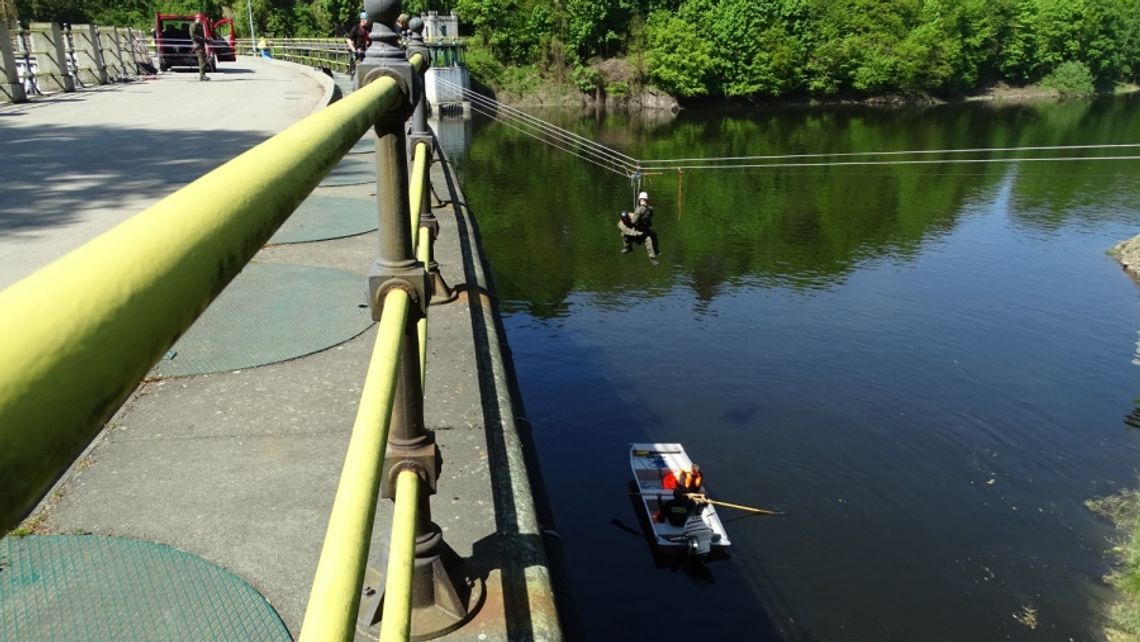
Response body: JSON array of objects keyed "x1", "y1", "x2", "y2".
[{"x1": 678, "y1": 469, "x2": 702, "y2": 491}]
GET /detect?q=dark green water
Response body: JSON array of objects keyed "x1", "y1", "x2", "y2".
[{"x1": 450, "y1": 95, "x2": 1140, "y2": 641}]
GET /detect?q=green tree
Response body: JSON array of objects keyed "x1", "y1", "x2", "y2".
[{"x1": 646, "y1": 10, "x2": 713, "y2": 97}]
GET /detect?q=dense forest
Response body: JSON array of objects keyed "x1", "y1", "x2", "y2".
[{"x1": 10, "y1": 0, "x2": 1140, "y2": 99}]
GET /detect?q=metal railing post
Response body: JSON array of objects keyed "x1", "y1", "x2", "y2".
[
  {"x1": 406, "y1": 17, "x2": 454, "y2": 306},
  {"x1": 0, "y1": 20, "x2": 28, "y2": 102},
  {"x1": 354, "y1": 2, "x2": 474, "y2": 638},
  {"x1": 28, "y1": 22, "x2": 74, "y2": 93}
]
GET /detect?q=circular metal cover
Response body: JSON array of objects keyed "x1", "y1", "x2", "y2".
[
  {"x1": 153, "y1": 263, "x2": 373, "y2": 378},
  {"x1": 0, "y1": 534, "x2": 290, "y2": 641}
]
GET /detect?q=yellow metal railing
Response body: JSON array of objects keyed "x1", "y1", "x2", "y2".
[
  {"x1": 300, "y1": 130, "x2": 434, "y2": 642},
  {"x1": 0, "y1": 71, "x2": 403, "y2": 534},
  {"x1": 1, "y1": 42, "x2": 444, "y2": 642},
  {"x1": 298, "y1": 289, "x2": 410, "y2": 642}
]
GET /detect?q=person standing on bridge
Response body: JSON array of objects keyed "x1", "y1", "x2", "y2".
[
  {"x1": 346, "y1": 11, "x2": 371, "y2": 77},
  {"x1": 618, "y1": 191, "x2": 659, "y2": 264},
  {"x1": 190, "y1": 15, "x2": 209, "y2": 81}
]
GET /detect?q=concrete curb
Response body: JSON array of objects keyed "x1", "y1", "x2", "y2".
[
  {"x1": 433, "y1": 141, "x2": 565, "y2": 640},
  {"x1": 237, "y1": 55, "x2": 341, "y2": 111}
]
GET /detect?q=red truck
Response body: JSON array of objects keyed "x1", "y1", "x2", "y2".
[{"x1": 155, "y1": 13, "x2": 236, "y2": 73}]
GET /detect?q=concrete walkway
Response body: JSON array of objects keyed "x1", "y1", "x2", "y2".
[
  {"x1": 3, "y1": 58, "x2": 562, "y2": 640},
  {"x1": 0, "y1": 59, "x2": 326, "y2": 289}
]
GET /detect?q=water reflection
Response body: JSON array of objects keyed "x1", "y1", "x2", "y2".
[
  {"x1": 453, "y1": 94, "x2": 1140, "y2": 641},
  {"x1": 455, "y1": 94, "x2": 1140, "y2": 319}
]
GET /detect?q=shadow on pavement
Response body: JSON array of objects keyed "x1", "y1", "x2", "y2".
[{"x1": 0, "y1": 122, "x2": 270, "y2": 235}]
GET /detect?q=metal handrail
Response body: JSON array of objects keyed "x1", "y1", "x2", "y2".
[
  {"x1": 299, "y1": 288, "x2": 411, "y2": 642},
  {"x1": 0, "y1": 42, "x2": 443, "y2": 641},
  {"x1": 0, "y1": 67, "x2": 404, "y2": 534},
  {"x1": 380, "y1": 468, "x2": 421, "y2": 641}
]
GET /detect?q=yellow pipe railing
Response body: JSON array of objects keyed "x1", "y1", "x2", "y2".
[
  {"x1": 408, "y1": 140, "x2": 431, "y2": 385},
  {"x1": 0, "y1": 67, "x2": 402, "y2": 535},
  {"x1": 409, "y1": 141, "x2": 428, "y2": 234},
  {"x1": 379, "y1": 469, "x2": 421, "y2": 642},
  {"x1": 299, "y1": 289, "x2": 410, "y2": 642},
  {"x1": 302, "y1": 52, "x2": 433, "y2": 641}
]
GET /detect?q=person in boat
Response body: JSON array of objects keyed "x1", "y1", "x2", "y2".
[
  {"x1": 670, "y1": 465, "x2": 697, "y2": 504},
  {"x1": 656, "y1": 464, "x2": 704, "y2": 525},
  {"x1": 618, "y1": 191, "x2": 659, "y2": 264}
]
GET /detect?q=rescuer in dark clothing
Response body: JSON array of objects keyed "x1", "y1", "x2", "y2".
[
  {"x1": 618, "y1": 191, "x2": 659, "y2": 264},
  {"x1": 190, "y1": 16, "x2": 209, "y2": 81},
  {"x1": 657, "y1": 464, "x2": 704, "y2": 526},
  {"x1": 346, "y1": 11, "x2": 371, "y2": 77}
]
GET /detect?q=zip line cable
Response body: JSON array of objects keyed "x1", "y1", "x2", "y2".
[
  {"x1": 466, "y1": 101, "x2": 629, "y2": 176},
  {"x1": 433, "y1": 76, "x2": 638, "y2": 172},
  {"x1": 434, "y1": 76, "x2": 639, "y2": 167},
  {"x1": 462, "y1": 95, "x2": 632, "y2": 173},
  {"x1": 638, "y1": 142, "x2": 1140, "y2": 166},
  {"x1": 647, "y1": 154, "x2": 1140, "y2": 172}
]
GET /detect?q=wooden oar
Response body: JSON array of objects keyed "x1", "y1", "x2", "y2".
[{"x1": 686, "y1": 494, "x2": 786, "y2": 516}]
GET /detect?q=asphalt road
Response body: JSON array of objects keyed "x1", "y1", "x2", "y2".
[{"x1": 0, "y1": 59, "x2": 324, "y2": 289}]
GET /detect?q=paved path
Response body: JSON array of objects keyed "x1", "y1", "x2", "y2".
[{"x1": 0, "y1": 59, "x2": 325, "y2": 288}]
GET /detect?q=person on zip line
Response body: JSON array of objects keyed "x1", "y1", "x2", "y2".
[{"x1": 618, "y1": 191, "x2": 659, "y2": 264}]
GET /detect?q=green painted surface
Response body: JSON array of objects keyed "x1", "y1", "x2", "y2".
[
  {"x1": 152, "y1": 263, "x2": 373, "y2": 378},
  {"x1": 0, "y1": 534, "x2": 290, "y2": 641},
  {"x1": 320, "y1": 156, "x2": 374, "y2": 186},
  {"x1": 268, "y1": 195, "x2": 377, "y2": 244}
]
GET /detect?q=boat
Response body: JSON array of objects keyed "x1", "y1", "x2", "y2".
[{"x1": 629, "y1": 442, "x2": 731, "y2": 556}]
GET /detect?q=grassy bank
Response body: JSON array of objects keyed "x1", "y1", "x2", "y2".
[{"x1": 1088, "y1": 488, "x2": 1140, "y2": 641}]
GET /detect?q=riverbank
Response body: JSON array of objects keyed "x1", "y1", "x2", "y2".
[
  {"x1": 481, "y1": 65, "x2": 1140, "y2": 112},
  {"x1": 1096, "y1": 236, "x2": 1140, "y2": 642},
  {"x1": 1088, "y1": 489, "x2": 1140, "y2": 641},
  {"x1": 1110, "y1": 234, "x2": 1140, "y2": 283}
]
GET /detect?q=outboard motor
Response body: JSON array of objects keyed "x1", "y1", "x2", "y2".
[{"x1": 683, "y1": 515, "x2": 714, "y2": 556}]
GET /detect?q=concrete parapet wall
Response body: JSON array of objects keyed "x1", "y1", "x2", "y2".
[
  {"x1": 0, "y1": 20, "x2": 25, "y2": 102},
  {"x1": 27, "y1": 22, "x2": 73, "y2": 93},
  {"x1": 70, "y1": 24, "x2": 108, "y2": 86}
]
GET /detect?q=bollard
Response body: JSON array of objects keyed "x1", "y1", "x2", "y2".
[
  {"x1": 406, "y1": 17, "x2": 455, "y2": 306},
  {"x1": 355, "y1": 1, "x2": 476, "y2": 638},
  {"x1": 28, "y1": 22, "x2": 75, "y2": 93},
  {"x1": 0, "y1": 21, "x2": 27, "y2": 102}
]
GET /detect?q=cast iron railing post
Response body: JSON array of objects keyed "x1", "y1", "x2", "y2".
[
  {"x1": 356, "y1": 1, "x2": 473, "y2": 637},
  {"x1": 406, "y1": 16, "x2": 455, "y2": 306}
]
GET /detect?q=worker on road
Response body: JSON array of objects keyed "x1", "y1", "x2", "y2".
[
  {"x1": 190, "y1": 15, "x2": 209, "y2": 81},
  {"x1": 618, "y1": 191, "x2": 659, "y2": 264}
]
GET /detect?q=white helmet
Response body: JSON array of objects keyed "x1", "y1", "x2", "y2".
[{"x1": 638, "y1": 191, "x2": 649, "y2": 200}]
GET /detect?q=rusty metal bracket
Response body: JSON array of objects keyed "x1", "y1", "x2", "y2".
[
  {"x1": 381, "y1": 434, "x2": 441, "y2": 499},
  {"x1": 367, "y1": 263, "x2": 430, "y2": 321}
]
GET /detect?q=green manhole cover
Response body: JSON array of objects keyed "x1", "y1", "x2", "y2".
[
  {"x1": 153, "y1": 263, "x2": 372, "y2": 378},
  {"x1": 0, "y1": 534, "x2": 290, "y2": 641},
  {"x1": 269, "y1": 195, "x2": 376, "y2": 244},
  {"x1": 320, "y1": 156, "x2": 374, "y2": 187}
]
